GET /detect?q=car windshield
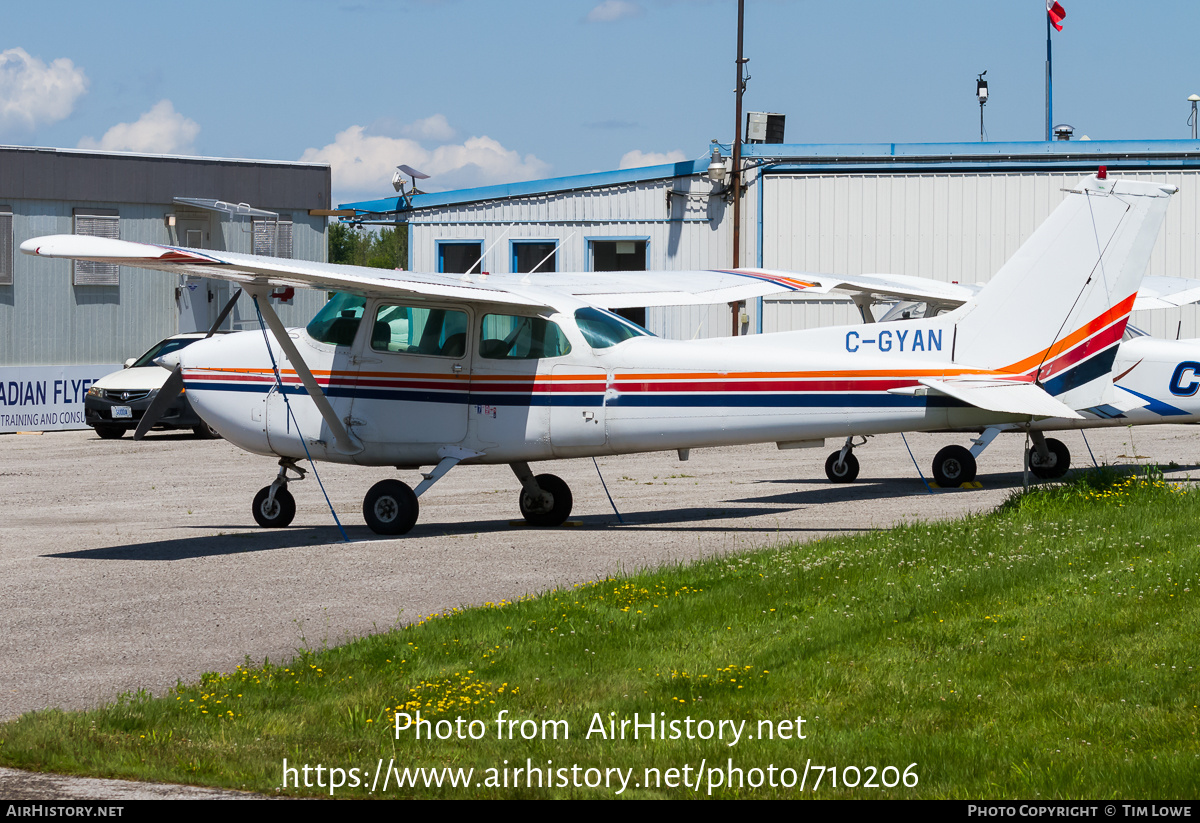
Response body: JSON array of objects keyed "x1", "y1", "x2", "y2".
[{"x1": 131, "y1": 337, "x2": 201, "y2": 368}]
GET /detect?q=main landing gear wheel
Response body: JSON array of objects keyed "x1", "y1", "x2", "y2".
[
  {"x1": 519, "y1": 473, "x2": 573, "y2": 527},
  {"x1": 94, "y1": 425, "x2": 125, "y2": 440},
  {"x1": 363, "y1": 479, "x2": 419, "y2": 535},
  {"x1": 824, "y1": 450, "x2": 860, "y2": 483},
  {"x1": 252, "y1": 485, "x2": 296, "y2": 528},
  {"x1": 1028, "y1": 437, "x2": 1070, "y2": 480},
  {"x1": 932, "y1": 445, "x2": 977, "y2": 486}
]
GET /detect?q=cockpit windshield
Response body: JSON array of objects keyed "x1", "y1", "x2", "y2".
[
  {"x1": 307, "y1": 293, "x2": 367, "y2": 346},
  {"x1": 574, "y1": 307, "x2": 654, "y2": 349}
]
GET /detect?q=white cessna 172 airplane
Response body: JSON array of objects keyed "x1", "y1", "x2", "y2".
[{"x1": 21, "y1": 171, "x2": 1176, "y2": 535}]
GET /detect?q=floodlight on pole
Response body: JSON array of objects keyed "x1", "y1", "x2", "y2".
[
  {"x1": 707, "y1": 143, "x2": 728, "y2": 185},
  {"x1": 1189, "y1": 94, "x2": 1199, "y2": 140}
]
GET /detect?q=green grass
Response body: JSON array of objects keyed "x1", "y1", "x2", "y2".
[{"x1": 1, "y1": 466, "x2": 1197, "y2": 798}]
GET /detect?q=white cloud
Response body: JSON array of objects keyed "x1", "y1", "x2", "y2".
[
  {"x1": 301, "y1": 122, "x2": 551, "y2": 203},
  {"x1": 401, "y1": 113, "x2": 456, "y2": 142},
  {"x1": 77, "y1": 100, "x2": 200, "y2": 154},
  {"x1": 619, "y1": 148, "x2": 687, "y2": 169},
  {"x1": 0, "y1": 47, "x2": 88, "y2": 133},
  {"x1": 587, "y1": 0, "x2": 642, "y2": 22}
]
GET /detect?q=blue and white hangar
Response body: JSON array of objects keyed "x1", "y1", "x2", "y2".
[{"x1": 344, "y1": 138, "x2": 1200, "y2": 342}]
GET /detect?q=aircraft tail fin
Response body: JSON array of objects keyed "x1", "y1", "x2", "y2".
[{"x1": 950, "y1": 172, "x2": 1176, "y2": 410}]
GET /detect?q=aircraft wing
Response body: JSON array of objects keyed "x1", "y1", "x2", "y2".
[
  {"x1": 21, "y1": 237, "x2": 839, "y2": 310},
  {"x1": 889, "y1": 377, "x2": 1084, "y2": 420},
  {"x1": 798, "y1": 271, "x2": 1200, "y2": 314},
  {"x1": 21, "y1": 235, "x2": 554, "y2": 308}
]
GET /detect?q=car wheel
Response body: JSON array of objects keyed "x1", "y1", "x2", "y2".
[
  {"x1": 252, "y1": 486, "x2": 296, "y2": 528},
  {"x1": 192, "y1": 423, "x2": 221, "y2": 440},
  {"x1": 94, "y1": 425, "x2": 126, "y2": 440},
  {"x1": 519, "y1": 473, "x2": 573, "y2": 527}
]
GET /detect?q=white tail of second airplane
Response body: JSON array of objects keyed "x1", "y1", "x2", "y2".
[{"x1": 949, "y1": 172, "x2": 1176, "y2": 408}]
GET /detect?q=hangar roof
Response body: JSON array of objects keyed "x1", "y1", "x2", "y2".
[
  {"x1": 341, "y1": 138, "x2": 1200, "y2": 219},
  {"x1": 0, "y1": 144, "x2": 332, "y2": 210}
]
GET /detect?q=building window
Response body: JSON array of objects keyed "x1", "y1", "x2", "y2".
[
  {"x1": 73, "y1": 209, "x2": 119, "y2": 286},
  {"x1": 0, "y1": 207, "x2": 11, "y2": 286},
  {"x1": 513, "y1": 241, "x2": 557, "y2": 273},
  {"x1": 591, "y1": 238, "x2": 648, "y2": 327},
  {"x1": 592, "y1": 239, "x2": 646, "y2": 272},
  {"x1": 438, "y1": 241, "x2": 483, "y2": 274},
  {"x1": 253, "y1": 216, "x2": 293, "y2": 258}
]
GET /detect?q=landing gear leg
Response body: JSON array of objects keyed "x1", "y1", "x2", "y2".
[
  {"x1": 511, "y1": 462, "x2": 573, "y2": 527},
  {"x1": 252, "y1": 458, "x2": 305, "y2": 528},
  {"x1": 1027, "y1": 432, "x2": 1070, "y2": 479}
]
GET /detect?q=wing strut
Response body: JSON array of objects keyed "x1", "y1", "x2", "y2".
[{"x1": 250, "y1": 290, "x2": 362, "y2": 456}]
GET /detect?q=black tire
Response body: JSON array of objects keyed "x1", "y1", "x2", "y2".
[
  {"x1": 363, "y1": 479, "x2": 419, "y2": 535},
  {"x1": 94, "y1": 425, "x2": 126, "y2": 440},
  {"x1": 824, "y1": 450, "x2": 860, "y2": 483},
  {"x1": 192, "y1": 423, "x2": 221, "y2": 440},
  {"x1": 252, "y1": 485, "x2": 296, "y2": 528},
  {"x1": 1028, "y1": 437, "x2": 1070, "y2": 479},
  {"x1": 932, "y1": 445, "x2": 977, "y2": 486},
  {"x1": 519, "y1": 473, "x2": 573, "y2": 527}
]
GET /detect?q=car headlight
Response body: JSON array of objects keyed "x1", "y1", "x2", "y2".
[{"x1": 87, "y1": 386, "x2": 104, "y2": 398}]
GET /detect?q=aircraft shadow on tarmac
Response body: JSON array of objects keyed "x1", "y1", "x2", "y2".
[
  {"x1": 47, "y1": 489, "x2": 899, "y2": 561},
  {"x1": 46, "y1": 464, "x2": 1185, "y2": 562}
]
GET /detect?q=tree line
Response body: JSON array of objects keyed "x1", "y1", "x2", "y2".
[{"x1": 328, "y1": 223, "x2": 407, "y2": 270}]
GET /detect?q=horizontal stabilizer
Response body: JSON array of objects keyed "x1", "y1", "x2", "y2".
[
  {"x1": 913, "y1": 377, "x2": 1084, "y2": 420},
  {"x1": 1132, "y1": 276, "x2": 1200, "y2": 311}
]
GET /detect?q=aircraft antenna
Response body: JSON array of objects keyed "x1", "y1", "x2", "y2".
[{"x1": 463, "y1": 224, "x2": 515, "y2": 279}]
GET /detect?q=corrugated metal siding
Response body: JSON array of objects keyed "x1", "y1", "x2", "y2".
[
  {"x1": 0, "y1": 201, "x2": 327, "y2": 366},
  {"x1": 758, "y1": 170, "x2": 1200, "y2": 336}
]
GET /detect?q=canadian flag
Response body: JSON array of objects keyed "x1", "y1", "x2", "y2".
[{"x1": 1047, "y1": 0, "x2": 1066, "y2": 31}]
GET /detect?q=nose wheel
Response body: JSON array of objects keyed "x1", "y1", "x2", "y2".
[
  {"x1": 250, "y1": 458, "x2": 305, "y2": 528},
  {"x1": 252, "y1": 485, "x2": 296, "y2": 528},
  {"x1": 824, "y1": 450, "x2": 860, "y2": 483}
]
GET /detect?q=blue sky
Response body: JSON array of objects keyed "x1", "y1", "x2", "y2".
[{"x1": 2, "y1": 1, "x2": 1198, "y2": 206}]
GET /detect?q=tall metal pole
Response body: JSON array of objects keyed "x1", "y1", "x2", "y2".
[
  {"x1": 1045, "y1": 10, "x2": 1053, "y2": 141},
  {"x1": 731, "y1": 0, "x2": 746, "y2": 335}
]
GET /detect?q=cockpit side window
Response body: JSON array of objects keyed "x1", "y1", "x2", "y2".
[
  {"x1": 574, "y1": 306, "x2": 653, "y2": 349},
  {"x1": 480, "y1": 314, "x2": 571, "y2": 359},
  {"x1": 306, "y1": 293, "x2": 367, "y2": 346},
  {"x1": 371, "y1": 304, "x2": 468, "y2": 357}
]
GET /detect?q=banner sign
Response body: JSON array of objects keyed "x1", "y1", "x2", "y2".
[{"x1": 0, "y1": 365, "x2": 121, "y2": 433}]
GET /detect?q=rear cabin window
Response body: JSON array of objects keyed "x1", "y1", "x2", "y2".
[
  {"x1": 371, "y1": 305, "x2": 468, "y2": 357},
  {"x1": 480, "y1": 314, "x2": 571, "y2": 360},
  {"x1": 307, "y1": 293, "x2": 367, "y2": 346}
]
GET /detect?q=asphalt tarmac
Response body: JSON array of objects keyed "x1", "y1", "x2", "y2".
[{"x1": 0, "y1": 423, "x2": 1197, "y2": 797}]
